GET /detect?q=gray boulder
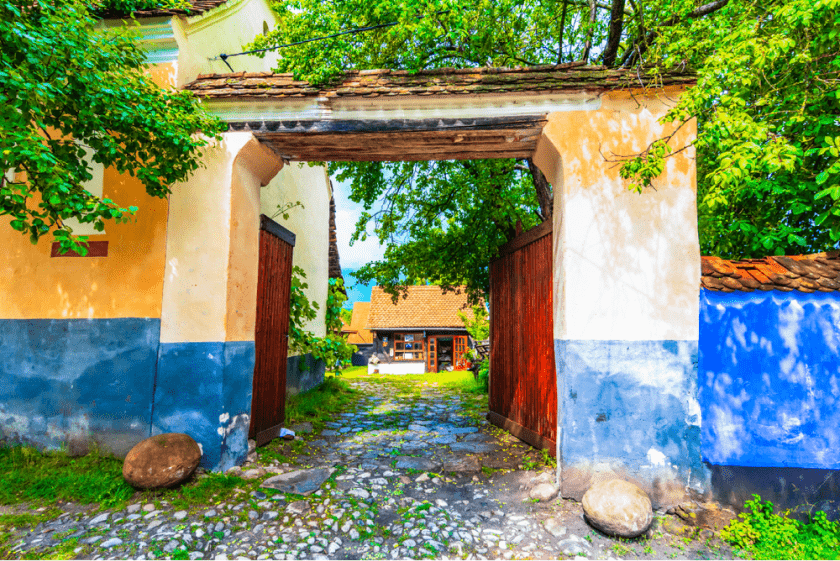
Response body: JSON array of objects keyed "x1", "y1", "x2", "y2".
[{"x1": 582, "y1": 479, "x2": 653, "y2": 538}]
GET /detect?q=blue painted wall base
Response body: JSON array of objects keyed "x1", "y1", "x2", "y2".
[
  {"x1": 0, "y1": 318, "x2": 257, "y2": 472},
  {"x1": 153, "y1": 341, "x2": 255, "y2": 472},
  {"x1": 710, "y1": 464, "x2": 840, "y2": 522},
  {"x1": 555, "y1": 339, "x2": 709, "y2": 508},
  {"x1": 0, "y1": 318, "x2": 159, "y2": 457}
]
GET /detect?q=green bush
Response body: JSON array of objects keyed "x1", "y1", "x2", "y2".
[
  {"x1": 474, "y1": 358, "x2": 489, "y2": 394},
  {"x1": 720, "y1": 495, "x2": 840, "y2": 560}
]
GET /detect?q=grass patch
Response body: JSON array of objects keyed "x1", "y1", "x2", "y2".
[
  {"x1": 328, "y1": 365, "x2": 368, "y2": 379},
  {"x1": 286, "y1": 375, "x2": 360, "y2": 430},
  {"x1": 333, "y1": 369, "x2": 485, "y2": 394},
  {"x1": 720, "y1": 495, "x2": 840, "y2": 560},
  {"x1": 0, "y1": 444, "x2": 254, "y2": 513},
  {"x1": 152, "y1": 473, "x2": 244, "y2": 510},
  {"x1": 0, "y1": 512, "x2": 56, "y2": 530},
  {"x1": 0, "y1": 446, "x2": 133, "y2": 509},
  {"x1": 1, "y1": 536, "x2": 85, "y2": 561}
]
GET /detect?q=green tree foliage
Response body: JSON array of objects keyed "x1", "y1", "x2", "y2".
[
  {"x1": 288, "y1": 268, "x2": 357, "y2": 369},
  {"x1": 626, "y1": 0, "x2": 840, "y2": 258},
  {"x1": 457, "y1": 302, "x2": 489, "y2": 343},
  {"x1": 339, "y1": 307, "x2": 353, "y2": 325},
  {"x1": 248, "y1": 0, "x2": 839, "y2": 282},
  {"x1": 333, "y1": 159, "x2": 539, "y2": 303},
  {"x1": 0, "y1": 0, "x2": 224, "y2": 255}
]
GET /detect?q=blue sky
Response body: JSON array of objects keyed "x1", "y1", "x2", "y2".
[{"x1": 332, "y1": 175, "x2": 384, "y2": 307}]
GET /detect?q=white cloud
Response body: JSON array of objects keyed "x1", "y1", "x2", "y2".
[{"x1": 332, "y1": 176, "x2": 387, "y2": 269}]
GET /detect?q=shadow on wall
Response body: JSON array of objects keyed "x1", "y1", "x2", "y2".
[
  {"x1": 543, "y1": 97, "x2": 707, "y2": 509},
  {"x1": 286, "y1": 353, "x2": 325, "y2": 396},
  {"x1": 700, "y1": 289, "x2": 840, "y2": 515},
  {"x1": 710, "y1": 465, "x2": 840, "y2": 522}
]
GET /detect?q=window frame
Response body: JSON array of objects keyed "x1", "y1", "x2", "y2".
[{"x1": 392, "y1": 332, "x2": 425, "y2": 361}]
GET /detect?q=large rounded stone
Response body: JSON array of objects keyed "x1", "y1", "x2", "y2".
[
  {"x1": 123, "y1": 433, "x2": 202, "y2": 489},
  {"x1": 582, "y1": 479, "x2": 653, "y2": 538}
]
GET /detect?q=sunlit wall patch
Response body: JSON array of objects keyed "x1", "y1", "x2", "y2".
[{"x1": 700, "y1": 289, "x2": 840, "y2": 469}]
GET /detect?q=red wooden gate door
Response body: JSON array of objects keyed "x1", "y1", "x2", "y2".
[
  {"x1": 488, "y1": 219, "x2": 556, "y2": 455},
  {"x1": 250, "y1": 215, "x2": 296, "y2": 446}
]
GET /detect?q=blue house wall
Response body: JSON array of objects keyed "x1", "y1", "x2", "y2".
[{"x1": 700, "y1": 289, "x2": 840, "y2": 514}]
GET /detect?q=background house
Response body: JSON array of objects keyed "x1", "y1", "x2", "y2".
[
  {"x1": 341, "y1": 302, "x2": 374, "y2": 367},
  {"x1": 366, "y1": 286, "x2": 480, "y2": 375}
]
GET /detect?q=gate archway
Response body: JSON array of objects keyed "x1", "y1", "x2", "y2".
[{"x1": 185, "y1": 62, "x2": 706, "y2": 507}]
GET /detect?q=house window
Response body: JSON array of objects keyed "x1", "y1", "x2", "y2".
[
  {"x1": 393, "y1": 333, "x2": 424, "y2": 361},
  {"x1": 64, "y1": 146, "x2": 105, "y2": 236}
]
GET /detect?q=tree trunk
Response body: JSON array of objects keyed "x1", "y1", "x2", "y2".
[
  {"x1": 602, "y1": 0, "x2": 626, "y2": 67},
  {"x1": 528, "y1": 159, "x2": 553, "y2": 222}
]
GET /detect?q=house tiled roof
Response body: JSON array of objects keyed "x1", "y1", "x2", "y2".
[
  {"x1": 184, "y1": 62, "x2": 696, "y2": 100},
  {"x1": 367, "y1": 286, "x2": 479, "y2": 329},
  {"x1": 701, "y1": 252, "x2": 840, "y2": 293},
  {"x1": 341, "y1": 302, "x2": 373, "y2": 345},
  {"x1": 96, "y1": 0, "x2": 229, "y2": 18}
]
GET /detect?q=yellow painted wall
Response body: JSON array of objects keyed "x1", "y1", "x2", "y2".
[
  {"x1": 0, "y1": 1, "x2": 290, "y2": 325},
  {"x1": 0, "y1": 166, "x2": 169, "y2": 320},
  {"x1": 259, "y1": 164, "x2": 332, "y2": 343},
  {"x1": 0, "y1": 52, "x2": 184, "y2": 321},
  {"x1": 535, "y1": 88, "x2": 699, "y2": 342},
  {"x1": 148, "y1": 60, "x2": 179, "y2": 88}
]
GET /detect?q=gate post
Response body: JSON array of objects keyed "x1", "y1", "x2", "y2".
[
  {"x1": 534, "y1": 89, "x2": 709, "y2": 508},
  {"x1": 154, "y1": 133, "x2": 282, "y2": 471}
]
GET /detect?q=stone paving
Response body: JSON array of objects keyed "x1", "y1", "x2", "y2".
[{"x1": 4, "y1": 378, "x2": 735, "y2": 560}]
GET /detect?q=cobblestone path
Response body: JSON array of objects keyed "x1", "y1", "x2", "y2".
[{"x1": 4, "y1": 376, "x2": 734, "y2": 560}]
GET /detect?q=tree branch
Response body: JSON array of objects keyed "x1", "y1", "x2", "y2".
[
  {"x1": 557, "y1": 0, "x2": 569, "y2": 64},
  {"x1": 527, "y1": 158, "x2": 553, "y2": 222},
  {"x1": 581, "y1": 0, "x2": 598, "y2": 63}
]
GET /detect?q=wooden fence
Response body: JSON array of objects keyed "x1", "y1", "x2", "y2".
[
  {"x1": 250, "y1": 215, "x2": 295, "y2": 446},
  {"x1": 488, "y1": 220, "x2": 556, "y2": 454}
]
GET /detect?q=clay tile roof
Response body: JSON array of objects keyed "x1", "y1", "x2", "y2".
[
  {"x1": 367, "y1": 286, "x2": 480, "y2": 329},
  {"x1": 701, "y1": 251, "x2": 840, "y2": 293},
  {"x1": 183, "y1": 62, "x2": 696, "y2": 100},
  {"x1": 341, "y1": 302, "x2": 373, "y2": 345},
  {"x1": 96, "y1": 0, "x2": 229, "y2": 18}
]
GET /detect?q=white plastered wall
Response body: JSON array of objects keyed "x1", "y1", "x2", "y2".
[
  {"x1": 173, "y1": 0, "x2": 282, "y2": 86},
  {"x1": 160, "y1": 132, "x2": 282, "y2": 345},
  {"x1": 533, "y1": 90, "x2": 700, "y2": 343},
  {"x1": 260, "y1": 164, "x2": 332, "y2": 344}
]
